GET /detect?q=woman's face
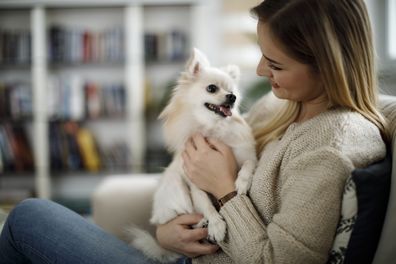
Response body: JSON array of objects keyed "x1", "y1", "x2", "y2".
[{"x1": 256, "y1": 22, "x2": 325, "y2": 103}]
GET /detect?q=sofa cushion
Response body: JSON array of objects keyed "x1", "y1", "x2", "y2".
[
  {"x1": 327, "y1": 176, "x2": 357, "y2": 264},
  {"x1": 344, "y1": 153, "x2": 392, "y2": 264}
]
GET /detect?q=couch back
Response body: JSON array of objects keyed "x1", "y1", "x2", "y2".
[{"x1": 373, "y1": 95, "x2": 396, "y2": 264}]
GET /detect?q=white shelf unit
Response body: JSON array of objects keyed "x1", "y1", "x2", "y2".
[
  {"x1": 0, "y1": 8, "x2": 35, "y2": 208},
  {"x1": 0, "y1": 0, "x2": 220, "y2": 202}
]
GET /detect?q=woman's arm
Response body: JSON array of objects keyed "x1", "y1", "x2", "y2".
[
  {"x1": 218, "y1": 148, "x2": 352, "y2": 263},
  {"x1": 184, "y1": 139, "x2": 352, "y2": 263}
]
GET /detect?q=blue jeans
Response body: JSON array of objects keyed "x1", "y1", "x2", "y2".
[{"x1": 0, "y1": 198, "x2": 191, "y2": 264}]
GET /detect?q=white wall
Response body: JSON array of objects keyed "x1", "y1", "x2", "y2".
[{"x1": 365, "y1": 0, "x2": 396, "y2": 94}]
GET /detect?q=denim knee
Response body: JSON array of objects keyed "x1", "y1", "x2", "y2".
[
  {"x1": 8, "y1": 198, "x2": 53, "y2": 228},
  {"x1": 12, "y1": 198, "x2": 51, "y2": 214}
]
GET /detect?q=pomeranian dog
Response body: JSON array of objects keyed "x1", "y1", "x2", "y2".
[{"x1": 127, "y1": 48, "x2": 256, "y2": 263}]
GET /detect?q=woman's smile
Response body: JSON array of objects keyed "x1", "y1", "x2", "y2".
[{"x1": 271, "y1": 80, "x2": 280, "y2": 89}]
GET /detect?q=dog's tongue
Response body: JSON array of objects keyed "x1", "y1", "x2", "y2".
[{"x1": 220, "y1": 106, "x2": 232, "y2": 117}]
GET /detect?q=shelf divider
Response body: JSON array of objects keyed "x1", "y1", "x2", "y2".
[
  {"x1": 125, "y1": 4, "x2": 145, "y2": 172},
  {"x1": 32, "y1": 6, "x2": 51, "y2": 199}
]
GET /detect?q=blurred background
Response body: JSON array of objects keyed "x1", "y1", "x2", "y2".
[{"x1": 0, "y1": 0, "x2": 395, "y2": 215}]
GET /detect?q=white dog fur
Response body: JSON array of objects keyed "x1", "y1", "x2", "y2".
[{"x1": 127, "y1": 48, "x2": 257, "y2": 263}]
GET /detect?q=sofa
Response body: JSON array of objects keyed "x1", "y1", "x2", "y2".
[{"x1": 92, "y1": 95, "x2": 396, "y2": 264}]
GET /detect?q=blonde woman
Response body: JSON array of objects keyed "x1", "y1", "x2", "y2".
[
  {"x1": 0, "y1": 0, "x2": 388, "y2": 263},
  {"x1": 160, "y1": 0, "x2": 388, "y2": 263}
]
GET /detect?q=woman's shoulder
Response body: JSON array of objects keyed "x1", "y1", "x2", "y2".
[
  {"x1": 316, "y1": 107, "x2": 381, "y2": 143},
  {"x1": 291, "y1": 108, "x2": 386, "y2": 168}
]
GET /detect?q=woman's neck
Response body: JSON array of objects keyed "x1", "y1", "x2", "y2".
[{"x1": 295, "y1": 95, "x2": 329, "y2": 123}]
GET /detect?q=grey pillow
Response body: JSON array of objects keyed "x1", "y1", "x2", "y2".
[
  {"x1": 344, "y1": 154, "x2": 392, "y2": 264},
  {"x1": 328, "y1": 153, "x2": 392, "y2": 264}
]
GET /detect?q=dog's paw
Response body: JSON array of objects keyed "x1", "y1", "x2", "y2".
[
  {"x1": 207, "y1": 216, "x2": 226, "y2": 243},
  {"x1": 193, "y1": 218, "x2": 209, "y2": 229},
  {"x1": 235, "y1": 160, "x2": 255, "y2": 195},
  {"x1": 235, "y1": 176, "x2": 251, "y2": 195}
]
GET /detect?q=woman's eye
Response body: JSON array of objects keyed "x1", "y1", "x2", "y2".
[
  {"x1": 206, "y1": 84, "x2": 218, "y2": 93},
  {"x1": 268, "y1": 63, "x2": 282, "y2": 71}
]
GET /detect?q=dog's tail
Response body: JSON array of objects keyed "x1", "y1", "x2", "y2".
[{"x1": 125, "y1": 225, "x2": 181, "y2": 263}]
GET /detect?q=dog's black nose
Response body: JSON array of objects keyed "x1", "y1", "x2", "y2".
[{"x1": 226, "y1": 94, "x2": 236, "y2": 103}]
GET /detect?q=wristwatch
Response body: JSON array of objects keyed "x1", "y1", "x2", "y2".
[{"x1": 217, "y1": 190, "x2": 238, "y2": 207}]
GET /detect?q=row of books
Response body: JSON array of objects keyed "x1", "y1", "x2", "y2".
[
  {"x1": 144, "y1": 31, "x2": 188, "y2": 62},
  {"x1": 0, "y1": 82, "x2": 32, "y2": 120},
  {"x1": 0, "y1": 123, "x2": 34, "y2": 173},
  {"x1": 49, "y1": 26, "x2": 124, "y2": 64},
  {"x1": 0, "y1": 78, "x2": 125, "y2": 121},
  {"x1": 49, "y1": 121, "x2": 131, "y2": 172},
  {"x1": 0, "y1": 120, "x2": 134, "y2": 174},
  {"x1": 47, "y1": 76, "x2": 125, "y2": 120},
  {"x1": 0, "y1": 27, "x2": 189, "y2": 65},
  {"x1": 0, "y1": 30, "x2": 31, "y2": 65}
]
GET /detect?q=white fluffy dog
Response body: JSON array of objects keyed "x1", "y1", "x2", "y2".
[{"x1": 127, "y1": 48, "x2": 256, "y2": 262}]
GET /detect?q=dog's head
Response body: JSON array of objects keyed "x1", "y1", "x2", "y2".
[
  {"x1": 160, "y1": 48, "x2": 241, "y2": 123},
  {"x1": 159, "y1": 48, "x2": 242, "y2": 151}
]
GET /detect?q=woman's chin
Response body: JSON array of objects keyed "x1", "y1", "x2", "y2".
[{"x1": 272, "y1": 87, "x2": 284, "y2": 98}]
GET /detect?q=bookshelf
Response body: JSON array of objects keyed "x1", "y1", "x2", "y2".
[
  {"x1": 0, "y1": 8, "x2": 35, "y2": 211},
  {"x1": 0, "y1": 0, "x2": 220, "y2": 211}
]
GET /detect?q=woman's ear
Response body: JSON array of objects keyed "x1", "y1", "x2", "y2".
[
  {"x1": 223, "y1": 64, "x2": 240, "y2": 82},
  {"x1": 186, "y1": 48, "x2": 210, "y2": 76}
]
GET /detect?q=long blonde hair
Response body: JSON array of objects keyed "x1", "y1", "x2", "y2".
[{"x1": 251, "y1": 0, "x2": 388, "y2": 153}]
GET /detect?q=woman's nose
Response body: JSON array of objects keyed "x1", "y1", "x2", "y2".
[{"x1": 256, "y1": 57, "x2": 271, "y2": 77}]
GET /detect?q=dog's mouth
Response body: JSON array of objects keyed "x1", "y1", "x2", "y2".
[{"x1": 204, "y1": 103, "x2": 233, "y2": 117}]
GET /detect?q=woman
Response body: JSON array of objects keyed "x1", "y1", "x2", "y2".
[
  {"x1": 158, "y1": 0, "x2": 387, "y2": 263},
  {"x1": 0, "y1": 0, "x2": 387, "y2": 263}
]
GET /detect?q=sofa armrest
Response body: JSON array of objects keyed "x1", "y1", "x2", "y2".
[{"x1": 91, "y1": 174, "x2": 160, "y2": 242}]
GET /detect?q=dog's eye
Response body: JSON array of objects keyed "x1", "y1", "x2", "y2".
[{"x1": 206, "y1": 84, "x2": 218, "y2": 93}]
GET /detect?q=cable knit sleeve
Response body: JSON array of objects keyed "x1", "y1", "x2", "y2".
[{"x1": 215, "y1": 147, "x2": 354, "y2": 264}]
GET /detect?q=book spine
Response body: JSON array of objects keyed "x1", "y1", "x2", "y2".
[
  {"x1": 0, "y1": 123, "x2": 33, "y2": 172},
  {"x1": 0, "y1": 29, "x2": 31, "y2": 65},
  {"x1": 144, "y1": 30, "x2": 188, "y2": 62}
]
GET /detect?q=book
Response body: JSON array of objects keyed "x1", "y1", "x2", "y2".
[
  {"x1": 0, "y1": 82, "x2": 33, "y2": 120},
  {"x1": 9, "y1": 82, "x2": 32, "y2": 119},
  {"x1": 85, "y1": 82, "x2": 101, "y2": 119},
  {"x1": 49, "y1": 123, "x2": 63, "y2": 170},
  {"x1": 50, "y1": 122, "x2": 85, "y2": 171},
  {"x1": 63, "y1": 122, "x2": 83, "y2": 170},
  {"x1": 75, "y1": 127, "x2": 101, "y2": 172},
  {"x1": 12, "y1": 124, "x2": 33, "y2": 171},
  {"x1": 0, "y1": 124, "x2": 33, "y2": 172}
]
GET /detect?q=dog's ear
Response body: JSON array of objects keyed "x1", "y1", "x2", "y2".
[
  {"x1": 186, "y1": 48, "x2": 210, "y2": 76},
  {"x1": 223, "y1": 64, "x2": 240, "y2": 82}
]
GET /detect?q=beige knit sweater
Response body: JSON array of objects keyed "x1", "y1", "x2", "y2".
[{"x1": 193, "y1": 93, "x2": 386, "y2": 264}]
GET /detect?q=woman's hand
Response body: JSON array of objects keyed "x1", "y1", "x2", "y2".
[
  {"x1": 156, "y1": 214, "x2": 219, "y2": 258},
  {"x1": 182, "y1": 133, "x2": 238, "y2": 199}
]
